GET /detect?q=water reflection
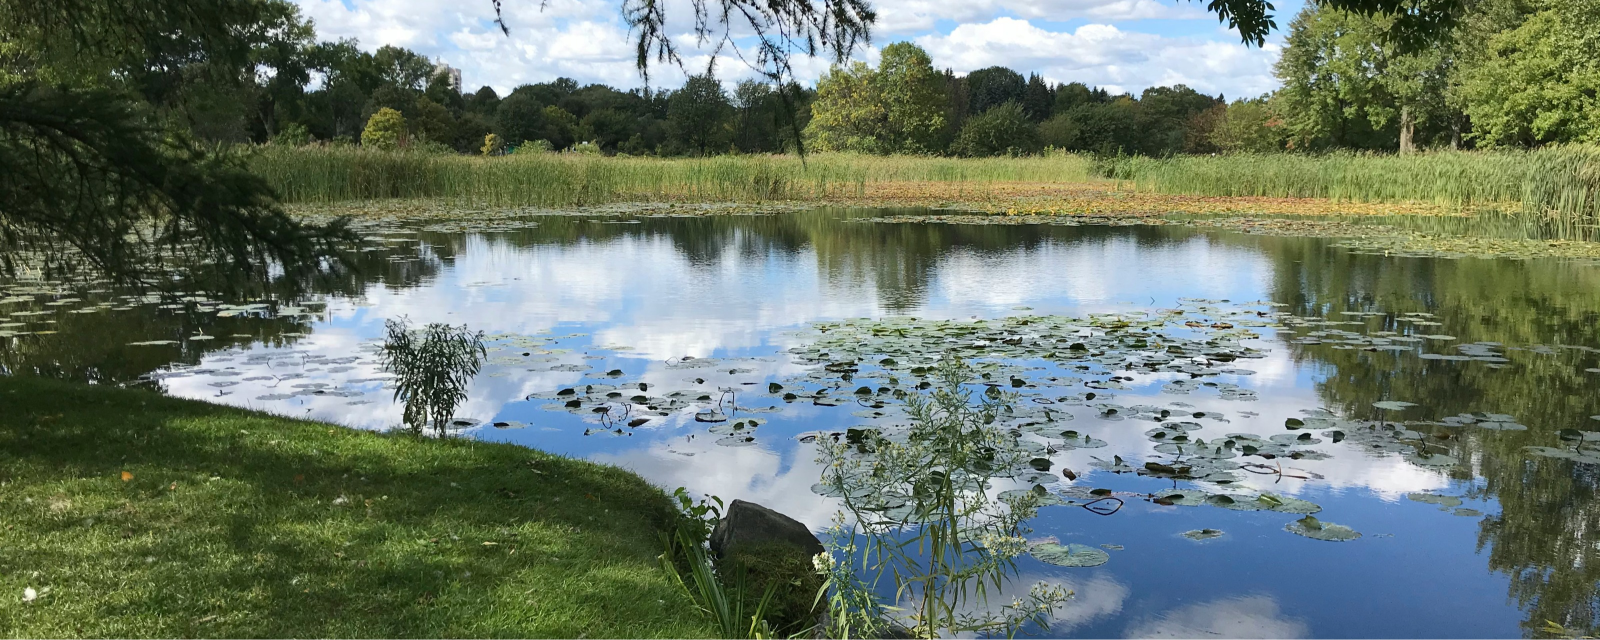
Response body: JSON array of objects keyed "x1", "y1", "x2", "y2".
[
  {"x1": 1122, "y1": 595, "x2": 1309, "y2": 639},
  {"x1": 4, "y1": 208, "x2": 1599, "y2": 637}
]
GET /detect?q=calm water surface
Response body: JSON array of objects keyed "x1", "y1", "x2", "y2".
[{"x1": 5, "y1": 209, "x2": 1600, "y2": 638}]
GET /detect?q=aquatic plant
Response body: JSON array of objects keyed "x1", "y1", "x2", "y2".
[
  {"x1": 378, "y1": 318, "x2": 486, "y2": 436},
  {"x1": 814, "y1": 360, "x2": 1072, "y2": 638},
  {"x1": 659, "y1": 489, "x2": 783, "y2": 639}
]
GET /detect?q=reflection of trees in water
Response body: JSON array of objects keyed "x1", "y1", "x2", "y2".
[
  {"x1": 1261, "y1": 235, "x2": 1600, "y2": 636},
  {"x1": 408, "y1": 211, "x2": 1204, "y2": 313},
  {"x1": 0, "y1": 239, "x2": 437, "y2": 384},
  {"x1": 0, "y1": 299, "x2": 315, "y2": 383}
]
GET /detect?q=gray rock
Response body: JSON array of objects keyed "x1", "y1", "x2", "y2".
[{"x1": 709, "y1": 499, "x2": 824, "y2": 560}]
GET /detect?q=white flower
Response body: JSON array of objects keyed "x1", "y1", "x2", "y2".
[
  {"x1": 812, "y1": 552, "x2": 836, "y2": 573},
  {"x1": 22, "y1": 587, "x2": 37, "y2": 603}
]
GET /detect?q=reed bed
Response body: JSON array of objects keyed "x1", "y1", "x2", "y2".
[
  {"x1": 249, "y1": 147, "x2": 1095, "y2": 206},
  {"x1": 251, "y1": 145, "x2": 1599, "y2": 233},
  {"x1": 1098, "y1": 146, "x2": 1600, "y2": 230}
]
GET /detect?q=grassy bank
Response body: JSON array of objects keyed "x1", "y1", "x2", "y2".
[
  {"x1": 250, "y1": 147, "x2": 1094, "y2": 206},
  {"x1": 0, "y1": 376, "x2": 713, "y2": 637},
  {"x1": 1098, "y1": 147, "x2": 1600, "y2": 231}
]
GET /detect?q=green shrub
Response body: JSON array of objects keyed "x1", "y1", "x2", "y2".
[
  {"x1": 271, "y1": 122, "x2": 312, "y2": 146},
  {"x1": 950, "y1": 102, "x2": 1040, "y2": 157}
]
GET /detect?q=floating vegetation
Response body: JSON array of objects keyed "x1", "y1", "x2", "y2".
[
  {"x1": 1030, "y1": 543, "x2": 1110, "y2": 568},
  {"x1": 1407, "y1": 493, "x2": 1464, "y2": 510},
  {"x1": 1285, "y1": 516, "x2": 1362, "y2": 542},
  {"x1": 1182, "y1": 529, "x2": 1225, "y2": 541}
]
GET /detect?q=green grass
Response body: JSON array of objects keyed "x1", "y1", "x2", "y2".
[
  {"x1": 248, "y1": 146, "x2": 1093, "y2": 206},
  {"x1": 1097, "y1": 146, "x2": 1600, "y2": 231},
  {"x1": 0, "y1": 376, "x2": 715, "y2": 638}
]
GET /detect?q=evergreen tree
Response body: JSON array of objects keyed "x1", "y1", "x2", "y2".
[{"x1": 964, "y1": 66, "x2": 1026, "y2": 115}]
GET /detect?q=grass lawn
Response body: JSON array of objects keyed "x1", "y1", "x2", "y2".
[{"x1": 0, "y1": 376, "x2": 714, "y2": 637}]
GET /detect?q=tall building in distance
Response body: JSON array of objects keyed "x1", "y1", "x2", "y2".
[{"x1": 433, "y1": 59, "x2": 462, "y2": 92}]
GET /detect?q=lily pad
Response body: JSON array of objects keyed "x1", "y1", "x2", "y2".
[
  {"x1": 1030, "y1": 542, "x2": 1109, "y2": 568},
  {"x1": 1406, "y1": 452, "x2": 1459, "y2": 467},
  {"x1": 1285, "y1": 515, "x2": 1361, "y2": 542},
  {"x1": 1258, "y1": 493, "x2": 1322, "y2": 514},
  {"x1": 1407, "y1": 493, "x2": 1462, "y2": 509},
  {"x1": 1373, "y1": 401, "x2": 1418, "y2": 411},
  {"x1": 1182, "y1": 528, "x2": 1225, "y2": 541}
]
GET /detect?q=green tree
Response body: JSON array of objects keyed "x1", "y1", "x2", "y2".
[
  {"x1": 667, "y1": 74, "x2": 732, "y2": 155},
  {"x1": 1274, "y1": 6, "x2": 1458, "y2": 151},
  {"x1": 465, "y1": 85, "x2": 501, "y2": 117},
  {"x1": 1453, "y1": 0, "x2": 1600, "y2": 146},
  {"x1": 874, "y1": 42, "x2": 948, "y2": 153},
  {"x1": 1061, "y1": 97, "x2": 1140, "y2": 154},
  {"x1": 1135, "y1": 84, "x2": 1221, "y2": 154},
  {"x1": 1273, "y1": 7, "x2": 1399, "y2": 150},
  {"x1": 964, "y1": 66, "x2": 1026, "y2": 115},
  {"x1": 494, "y1": 90, "x2": 547, "y2": 147},
  {"x1": 412, "y1": 97, "x2": 456, "y2": 144},
  {"x1": 1038, "y1": 113, "x2": 1080, "y2": 149},
  {"x1": 452, "y1": 111, "x2": 494, "y2": 153},
  {"x1": 362, "y1": 106, "x2": 406, "y2": 148},
  {"x1": 0, "y1": 0, "x2": 352, "y2": 286},
  {"x1": 731, "y1": 80, "x2": 777, "y2": 153},
  {"x1": 950, "y1": 101, "x2": 1038, "y2": 156},
  {"x1": 372, "y1": 45, "x2": 434, "y2": 91},
  {"x1": 1021, "y1": 73, "x2": 1053, "y2": 121},
  {"x1": 1053, "y1": 82, "x2": 1107, "y2": 114},
  {"x1": 1209, "y1": 97, "x2": 1287, "y2": 152},
  {"x1": 804, "y1": 62, "x2": 886, "y2": 153},
  {"x1": 540, "y1": 105, "x2": 582, "y2": 149}
]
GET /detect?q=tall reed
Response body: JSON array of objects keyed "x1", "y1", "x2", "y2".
[
  {"x1": 248, "y1": 146, "x2": 1093, "y2": 206},
  {"x1": 1097, "y1": 146, "x2": 1600, "y2": 229}
]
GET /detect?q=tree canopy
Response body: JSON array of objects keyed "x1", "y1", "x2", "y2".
[{"x1": 0, "y1": 0, "x2": 356, "y2": 287}]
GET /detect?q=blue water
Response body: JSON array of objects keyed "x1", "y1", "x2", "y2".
[{"x1": 11, "y1": 209, "x2": 1600, "y2": 637}]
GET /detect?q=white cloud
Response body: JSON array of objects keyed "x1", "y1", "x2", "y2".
[
  {"x1": 292, "y1": 0, "x2": 1281, "y2": 98},
  {"x1": 917, "y1": 18, "x2": 1280, "y2": 97},
  {"x1": 1122, "y1": 594, "x2": 1310, "y2": 638},
  {"x1": 873, "y1": 0, "x2": 1205, "y2": 34}
]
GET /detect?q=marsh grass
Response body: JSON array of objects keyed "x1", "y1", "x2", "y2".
[
  {"x1": 1099, "y1": 147, "x2": 1600, "y2": 231},
  {"x1": 0, "y1": 376, "x2": 713, "y2": 637},
  {"x1": 249, "y1": 147, "x2": 1094, "y2": 206},
  {"x1": 252, "y1": 145, "x2": 1600, "y2": 234}
]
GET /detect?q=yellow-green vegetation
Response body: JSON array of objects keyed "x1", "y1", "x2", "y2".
[
  {"x1": 1099, "y1": 147, "x2": 1600, "y2": 229},
  {"x1": 0, "y1": 376, "x2": 714, "y2": 638},
  {"x1": 250, "y1": 146, "x2": 1093, "y2": 205},
  {"x1": 253, "y1": 146, "x2": 1600, "y2": 234},
  {"x1": 360, "y1": 108, "x2": 407, "y2": 150}
]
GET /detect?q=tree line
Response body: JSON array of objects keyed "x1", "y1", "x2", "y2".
[{"x1": 10, "y1": 0, "x2": 1595, "y2": 161}]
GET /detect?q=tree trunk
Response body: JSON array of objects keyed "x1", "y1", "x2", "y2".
[
  {"x1": 1450, "y1": 116, "x2": 1462, "y2": 150},
  {"x1": 1399, "y1": 105, "x2": 1415, "y2": 155}
]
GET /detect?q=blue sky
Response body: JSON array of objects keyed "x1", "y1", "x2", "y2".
[{"x1": 294, "y1": 0, "x2": 1302, "y2": 98}]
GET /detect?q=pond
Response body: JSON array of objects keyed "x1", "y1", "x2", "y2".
[{"x1": 4, "y1": 208, "x2": 1600, "y2": 637}]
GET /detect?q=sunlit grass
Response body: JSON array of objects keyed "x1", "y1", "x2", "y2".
[
  {"x1": 250, "y1": 145, "x2": 1600, "y2": 233},
  {"x1": 0, "y1": 376, "x2": 714, "y2": 637},
  {"x1": 1097, "y1": 147, "x2": 1600, "y2": 231},
  {"x1": 248, "y1": 147, "x2": 1095, "y2": 206}
]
